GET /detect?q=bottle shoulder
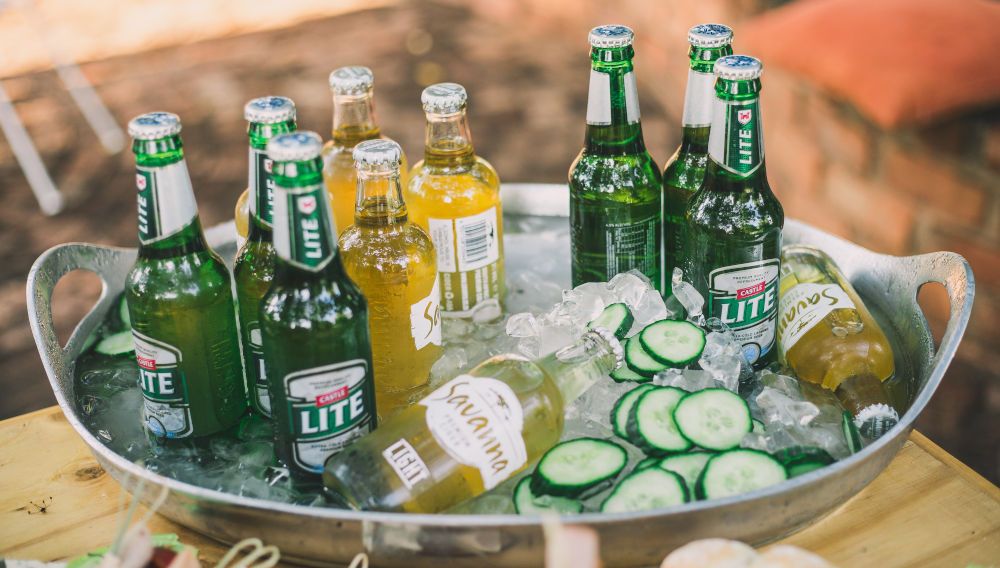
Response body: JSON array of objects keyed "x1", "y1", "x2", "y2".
[
  {"x1": 569, "y1": 148, "x2": 662, "y2": 199},
  {"x1": 127, "y1": 249, "x2": 232, "y2": 300},
  {"x1": 687, "y1": 179, "x2": 785, "y2": 238}
]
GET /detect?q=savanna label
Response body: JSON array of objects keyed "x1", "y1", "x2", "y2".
[
  {"x1": 421, "y1": 375, "x2": 527, "y2": 490},
  {"x1": 410, "y1": 279, "x2": 442, "y2": 350},
  {"x1": 708, "y1": 259, "x2": 780, "y2": 364},
  {"x1": 708, "y1": 99, "x2": 763, "y2": 176},
  {"x1": 777, "y1": 283, "x2": 856, "y2": 356},
  {"x1": 135, "y1": 162, "x2": 197, "y2": 244},
  {"x1": 133, "y1": 330, "x2": 193, "y2": 438},
  {"x1": 273, "y1": 184, "x2": 336, "y2": 271},
  {"x1": 428, "y1": 208, "x2": 503, "y2": 316}
]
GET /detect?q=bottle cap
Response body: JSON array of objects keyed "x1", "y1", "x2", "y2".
[
  {"x1": 266, "y1": 131, "x2": 324, "y2": 162},
  {"x1": 687, "y1": 24, "x2": 734, "y2": 48},
  {"x1": 329, "y1": 66, "x2": 374, "y2": 95},
  {"x1": 715, "y1": 55, "x2": 763, "y2": 80},
  {"x1": 586, "y1": 326, "x2": 625, "y2": 371},
  {"x1": 128, "y1": 112, "x2": 181, "y2": 140},
  {"x1": 353, "y1": 139, "x2": 402, "y2": 168},
  {"x1": 244, "y1": 96, "x2": 296, "y2": 124},
  {"x1": 854, "y1": 403, "x2": 900, "y2": 439},
  {"x1": 421, "y1": 82, "x2": 467, "y2": 113},
  {"x1": 588, "y1": 25, "x2": 634, "y2": 48}
]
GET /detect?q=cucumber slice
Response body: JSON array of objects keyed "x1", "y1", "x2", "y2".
[
  {"x1": 773, "y1": 446, "x2": 835, "y2": 478},
  {"x1": 635, "y1": 456, "x2": 660, "y2": 471},
  {"x1": 588, "y1": 302, "x2": 634, "y2": 339},
  {"x1": 531, "y1": 438, "x2": 627, "y2": 498},
  {"x1": 639, "y1": 320, "x2": 706, "y2": 367},
  {"x1": 843, "y1": 411, "x2": 864, "y2": 454},
  {"x1": 600, "y1": 467, "x2": 689, "y2": 513},
  {"x1": 696, "y1": 449, "x2": 788, "y2": 500},
  {"x1": 626, "y1": 387, "x2": 692, "y2": 455},
  {"x1": 611, "y1": 384, "x2": 656, "y2": 438},
  {"x1": 673, "y1": 388, "x2": 751, "y2": 451},
  {"x1": 751, "y1": 418, "x2": 766, "y2": 434},
  {"x1": 513, "y1": 476, "x2": 582, "y2": 515},
  {"x1": 656, "y1": 451, "x2": 714, "y2": 493},
  {"x1": 95, "y1": 331, "x2": 135, "y2": 356},
  {"x1": 610, "y1": 366, "x2": 651, "y2": 383},
  {"x1": 624, "y1": 335, "x2": 669, "y2": 377}
]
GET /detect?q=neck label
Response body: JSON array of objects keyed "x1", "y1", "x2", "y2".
[
  {"x1": 273, "y1": 184, "x2": 337, "y2": 271},
  {"x1": 249, "y1": 148, "x2": 275, "y2": 227},
  {"x1": 681, "y1": 70, "x2": 715, "y2": 127},
  {"x1": 135, "y1": 162, "x2": 197, "y2": 244},
  {"x1": 586, "y1": 69, "x2": 640, "y2": 125},
  {"x1": 708, "y1": 98, "x2": 764, "y2": 176}
]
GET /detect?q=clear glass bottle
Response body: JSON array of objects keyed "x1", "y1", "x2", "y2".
[
  {"x1": 323, "y1": 327, "x2": 623, "y2": 513},
  {"x1": 125, "y1": 112, "x2": 246, "y2": 439},
  {"x1": 405, "y1": 82, "x2": 505, "y2": 319},
  {"x1": 339, "y1": 139, "x2": 441, "y2": 421}
]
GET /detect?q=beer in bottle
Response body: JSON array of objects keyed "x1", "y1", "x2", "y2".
[
  {"x1": 777, "y1": 246, "x2": 900, "y2": 438},
  {"x1": 340, "y1": 139, "x2": 441, "y2": 420},
  {"x1": 405, "y1": 83, "x2": 505, "y2": 319},
  {"x1": 569, "y1": 25, "x2": 663, "y2": 291},
  {"x1": 125, "y1": 112, "x2": 246, "y2": 439},
  {"x1": 259, "y1": 131, "x2": 376, "y2": 481},
  {"x1": 323, "y1": 327, "x2": 623, "y2": 513},
  {"x1": 682, "y1": 55, "x2": 784, "y2": 369},
  {"x1": 662, "y1": 24, "x2": 733, "y2": 288},
  {"x1": 322, "y1": 66, "x2": 407, "y2": 237},
  {"x1": 234, "y1": 96, "x2": 296, "y2": 418}
]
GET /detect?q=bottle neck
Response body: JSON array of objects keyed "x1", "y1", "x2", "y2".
[
  {"x1": 354, "y1": 165, "x2": 407, "y2": 226},
  {"x1": 584, "y1": 47, "x2": 646, "y2": 154},
  {"x1": 332, "y1": 90, "x2": 380, "y2": 145},
  {"x1": 132, "y1": 135, "x2": 203, "y2": 252},
  {"x1": 271, "y1": 157, "x2": 342, "y2": 274},
  {"x1": 248, "y1": 120, "x2": 296, "y2": 233},
  {"x1": 706, "y1": 77, "x2": 765, "y2": 184},
  {"x1": 537, "y1": 330, "x2": 621, "y2": 404},
  {"x1": 423, "y1": 108, "x2": 475, "y2": 168},
  {"x1": 681, "y1": 44, "x2": 732, "y2": 130}
]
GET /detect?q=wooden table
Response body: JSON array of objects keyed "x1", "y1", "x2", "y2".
[{"x1": 2, "y1": 407, "x2": 998, "y2": 566}]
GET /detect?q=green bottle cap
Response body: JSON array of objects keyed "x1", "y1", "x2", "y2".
[
  {"x1": 353, "y1": 139, "x2": 402, "y2": 168},
  {"x1": 328, "y1": 66, "x2": 374, "y2": 95},
  {"x1": 687, "y1": 24, "x2": 733, "y2": 48},
  {"x1": 588, "y1": 25, "x2": 634, "y2": 48},
  {"x1": 266, "y1": 131, "x2": 323, "y2": 162},
  {"x1": 421, "y1": 82, "x2": 467, "y2": 113},
  {"x1": 128, "y1": 112, "x2": 181, "y2": 140},
  {"x1": 715, "y1": 55, "x2": 763, "y2": 81},
  {"x1": 244, "y1": 96, "x2": 296, "y2": 124}
]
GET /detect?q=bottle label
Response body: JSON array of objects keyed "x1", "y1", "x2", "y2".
[
  {"x1": 707, "y1": 259, "x2": 780, "y2": 364},
  {"x1": 133, "y1": 330, "x2": 193, "y2": 438},
  {"x1": 283, "y1": 359, "x2": 374, "y2": 473},
  {"x1": 427, "y1": 208, "x2": 503, "y2": 315},
  {"x1": 410, "y1": 279, "x2": 442, "y2": 350},
  {"x1": 420, "y1": 375, "x2": 528, "y2": 490},
  {"x1": 273, "y1": 184, "x2": 337, "y2": 271},
  {"x1": 681, "y1": 69, "x2": 714, "y2": 127},
  {"x1": 586, "y1": 69, "x2": 640, "y2": 125},
  {"x1": 602, "y1": 214, "x2": 658, "y2": 278},
  {"x1": 135, "y1": 162, "x2": 198, "y2": 244},
  {"x1": 248, "y1": 148, "x2": 275, "y2": 227},
  {"x1": 777, "y1": 282, "x2": 856, "y2": 356},
  {"x1": 246, "y1": 322, "x2": 270, "y2": 416},
  {"x1": 382, "y1": 438, "x2": 431, "y2": 490},
  {"x1": 708, "y1": 98, "x2": 763, "y2": 176}
]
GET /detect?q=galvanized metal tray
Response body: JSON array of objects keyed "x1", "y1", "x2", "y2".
[{"x1": 27, "y1": 183, "x2": 975, "y2": 566}]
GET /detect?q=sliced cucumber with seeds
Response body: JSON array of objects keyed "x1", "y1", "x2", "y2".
[
  {"x1": 639, "y1": 320, "x2": 706, "y2": 367},
  {"x1": 626, "y1": 387, "x2": 692, "y2": 455},
  {"x1": 531, "y1": 438, "x2": 627, "y2": 498},
  {"x1": 624, "y1": 335, "x2": 669, "y2": 377},
  {"x1": 611, "y1": 384, "x2": 656, "y2": 438},
  {"x1": 610, "y1": 366, "x2": 651, "y2": 383},
  {"x1": 696, "y1": 449, "x2": 788, "y2": 500},
  {"x1": 588, "y1": 302, "x2": 634, "y2": 340},
  {"x1": 656, "y1": 451, "x2": 714, "y2": 493},
  {"x1": 513, "y1": 476, "x2": 582, "y2": 515},
  {"x1": 95, "y1": 331, "x2": 134, "y2": 356},
  {"x1": 635, "y1": 456, "x2": 660, "y2": 471},
  {"x1": 601, "y1": 467, "x2": 689, "y2": 513},
  {"x1": 774, "y1": 446, "x2": 835, "y2": 478},
  {"x1": 673, "y1": 388, "x2": 751, "y2": 451}
]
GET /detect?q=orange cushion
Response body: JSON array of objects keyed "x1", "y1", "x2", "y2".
[{"x1": 739, "y1": 0, "x2": 1000, "y2": 128}]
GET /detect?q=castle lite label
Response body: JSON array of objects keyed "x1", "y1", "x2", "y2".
[
  {"x1": 133, "y1": 330, "x2": 193, "y2": 438},
  {"x1": 135, "y1": 163, "x2": 197, "y2": 244},
  {"x1": 250, "y1": 148, "x2": 276, "y2": 226},
  {"x1": 708, "y1": 100, "x2": 763, "y2": 176},
  {"x1": 273, "y1": 184, "x2": 336, "y2": 271},
  {"x1": 708, "y1": 259, "x2": 780, "y2": 365}
]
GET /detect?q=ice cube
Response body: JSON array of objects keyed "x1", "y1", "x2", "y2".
[
  {"x1": 756, "y1": 387, "x2": 820, "y2": 427},
  {"x1": 698, "y1": 332, "x2": 743, "y2": 392},
  {"x1": 505, "y1": 312, "x2": 540, "y2": 338},
  {"x1": 627, "y1": 289, "x2": 669, "y2": 336},
  {"x1": 608, "y1": 271, "x2": 651, "y2": 309},
  {"x1": 654, "y1": 368, "x2": 721, "y2": 392}
]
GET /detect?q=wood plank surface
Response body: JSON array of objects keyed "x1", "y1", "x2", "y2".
[{"x1": 2, "y1": 407, "x2": 999, "y2": 566}]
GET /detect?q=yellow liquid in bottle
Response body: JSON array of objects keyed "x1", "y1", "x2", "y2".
[
  {"x1": 234, "y1": 188, "x2": 250, "y2": 239},
  {"x1": 322, "y1": 129, "x2": 407, "y2": 236}
]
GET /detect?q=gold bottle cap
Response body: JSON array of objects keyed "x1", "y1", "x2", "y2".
[
  {"x1": 329, "y1": 66, "x2": 374, "y2": 95},
  {"x1": 353, "y1": 139, "x2": 402, "y2": 169}
]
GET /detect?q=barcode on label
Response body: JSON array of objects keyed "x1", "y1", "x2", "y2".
[
  {"x1": 462, "y1": 219, "x2": 488, "y2": 263},
  {"x1": 454, "y1": 207, "x2": 499, "y2": 272}
]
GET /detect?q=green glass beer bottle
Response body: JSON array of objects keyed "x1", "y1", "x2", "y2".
[
  {"x1": 234, "y1": 96, "x2": 297, "y2": 418},
  {"x1": 662, "y1": 24, "x2": 733, "y2": 289},
  {"x1": 569, "y1": 25, "x2": 663, "y2": 291},
  {"x1": 259, "y1": 131, "x2": 376, "y2": 482},
  {"x1": 682, "y1": 55, "x2": 784, "y2": 369},
  {"x1": 125, "y1": 112, "x2": 246, "y2": 439}
]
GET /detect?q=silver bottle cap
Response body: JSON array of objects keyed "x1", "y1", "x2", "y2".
[
  {"x1": 855, "y1": 403, "x2": 900, "y2": 440},
  {"x1": 244, "y1": 96, "x2": 296, "y2": 124},
  {"x1": 687, "y1": 24, "x2": 734, "y2": 48},
  {"x1": 421, "y1": 82, "x2": 467, "y2": 113},
  {"x1": 589, "y1": 25, "x2": 634, "y2": 49},
  {"x1": 587, "y1": 326, "x2": 625, "y2": 371},
  {"x1": 715, "y1": 55, "x2": 763, "y2": 80},
  {"x1": 329, "y1": 66, "x2": 374, "y2": 95},
  {"x1": 128, "y1": 112, "x2": 181, "y2": 140},
  {"x1": 353, "y1": 139, "x2": 402, "y2": 168},
  {"x1": 266, "y1": 131, "x2": 324, "y2": 162}
]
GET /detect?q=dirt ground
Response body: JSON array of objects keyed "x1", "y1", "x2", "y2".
[{"x1": 1, "y1": 3, "x2": 996, "y2": 485}]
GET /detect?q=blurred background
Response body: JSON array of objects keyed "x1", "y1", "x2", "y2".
[{"x1": 0, "y1": 0, "x2": 997, "y2": 484}]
